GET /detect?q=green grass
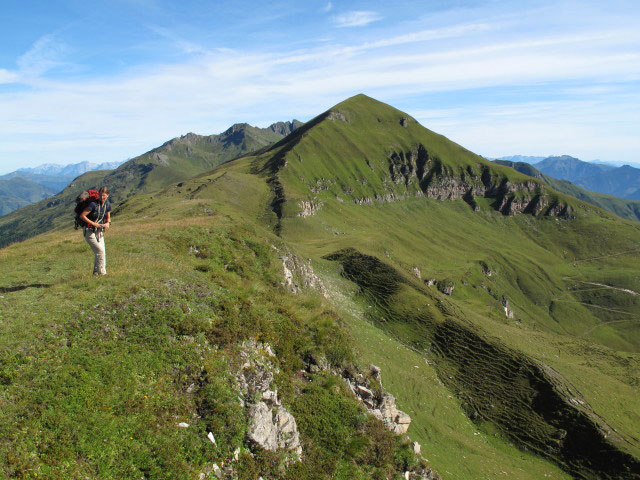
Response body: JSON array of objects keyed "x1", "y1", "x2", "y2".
[{"x1": 0, "y1": 207, "x2": 425, "y2": 479}]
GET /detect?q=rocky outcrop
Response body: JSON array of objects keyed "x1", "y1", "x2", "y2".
[
  {"x1": 247, "y1": 395, "x2": 301, "y2": 454},
  {"x1": 345, "y1": 365, "x2": 412, "y2": 434},
  {"x1": 480, "y1": 261, "x2": 493, "y2": 277},
  {"x1": 501, "y1": 296, "x2": 514, "y2": 318},
  {"x1": 236, "y1": 341, "x2": 302, "y2": 457},
  {"x1": 268, "y1": 120, "x2": 300, "y2": 137},
  {"x1": 374, "y1": 146, "x2": 574, "y2": 218},
  {"x1": 297, "y1": 199, "x2": 321, "y2": 217},
  {"x1": 279, "y1": 249, "x2": 328, "y2": 298},
  {"x1": 328, "y1": 110, "x2": 348, "y2": 122},
  {"x1": 437, "y1": 280, "x2": 455, "y2": 296},
  {"x1": 354, "y1": 196, "x2": 374, "y2": 205},
  {"x1": 343, "y1": 365, "x2": 441, "y2": 479}
]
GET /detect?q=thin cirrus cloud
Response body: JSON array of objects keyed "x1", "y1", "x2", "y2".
[
  {"x1": 332, "y1": 10, "x2": 382, "y2": 28},
  {"x1": 16, "y1": 34, "x2": 70, "y2": 78}
]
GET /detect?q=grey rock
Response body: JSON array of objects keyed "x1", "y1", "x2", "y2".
[
  {"x1": 247, "y1": 400, "x2": 302, "y2": 455},
  {"x1": 297, "y1": 199, "x2": 321, "y2": 217},
  {"x1": 328, "y1": 110, "x2": 348, "y2": 122},
  {"x1": 413, "y1": 441, "x2": 421, "y2": 455},
  {"x1": 501, "y1": 296, "x2": 515, "y2": 318},
  {"x1": 280, "y1": 250, "x2": 328, "y2": 298},
  {"x1": 237, "y1": 341, "x2": 302, "y2": 458}
]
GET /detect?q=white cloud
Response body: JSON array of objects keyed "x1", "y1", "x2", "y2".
[
  {"x1": 323, "y1": 2, "x2": 333, "y2": 13},
  {"x1": 0, "y1": 69, "x2": 19, "y2": 84},
  {"x1": 16, "y1": 34, "x2": 69, "y2": 77},
  {"x1": 333, "y1": 11, "x2": 382, "y2": 28}
]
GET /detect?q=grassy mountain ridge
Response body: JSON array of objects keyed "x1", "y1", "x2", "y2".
[
  {"x1": 0, "y1": 121, "x2": 300, "y2": 248},
  {"x1": 2, "y1": 95, "x2": 639, "y2": 479},
  {"x1": 494, "y1": 159, "x2": 640, "y2": 221}
]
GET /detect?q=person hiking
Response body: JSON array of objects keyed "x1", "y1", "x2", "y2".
[{"x1": 79, "y1": 186, "x2": 111, "y2": 275}]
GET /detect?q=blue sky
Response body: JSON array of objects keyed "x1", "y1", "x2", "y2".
[{"x1": 1, "y1": 0, "x2": 639, "y2": 173}]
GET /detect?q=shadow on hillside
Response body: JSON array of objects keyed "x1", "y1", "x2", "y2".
[{"x1": 0, "y1": 283, "x2": 51, "y2": 294}]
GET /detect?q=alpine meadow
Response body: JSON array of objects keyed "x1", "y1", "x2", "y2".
[{"x1": 1, "y1": 94, "x2": 639, "y2": 480}]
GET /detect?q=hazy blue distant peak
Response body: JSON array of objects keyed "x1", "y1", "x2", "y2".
[
  {"x1": 533, "y1": 154, "x2": 640, "y2": 201},
  {"x1": 590, "y1": 159, "x2": 640, "y2": 168},
  {"x1": 493, "y1": 155, "x2": 548, "y2": 163},
  {"x1": 16, "y1": 160, "x2": 126, "y2": 178}
]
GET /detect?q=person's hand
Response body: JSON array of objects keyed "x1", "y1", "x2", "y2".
[{"x1": 104, "y1": 222, "x2": 110, "y2": 230}]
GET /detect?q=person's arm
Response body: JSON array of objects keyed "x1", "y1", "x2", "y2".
[
  {"x1": 80, "y1": 207, "x2": 101, "y2": 229},
  {"x1": 104, "y1": 211, "x2": 111, "y2": 229}
]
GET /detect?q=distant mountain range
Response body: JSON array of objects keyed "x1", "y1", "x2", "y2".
[
  {"x1": 493, "y1": 154, "x2": 640, "y2": 200},
  {"x1": 0, "y1": 160, "x2": 127, "y2": 216},
  {"x1": 9, "y1": 160, "x2": 125, "y2": 178},
  {"x1": 0, "y1": 120, "x2": 301, "y2": 246},
  {"x1": 0, "y1": 121, "x2": 302, "y2": 219},
  {"x1": 534, "y1": 155, "x2": 640, "y2": 200}
]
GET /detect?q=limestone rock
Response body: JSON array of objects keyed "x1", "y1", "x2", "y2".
[
  {"x1": 501, "y1": 296, "x2": 515, "y2": 318},
  {"x1": 354, "y1": 196, "x2": 373, "y2": 205},
  {"x1": 346, "y1": 370, "x2": 411, "y2": 434},
  {"x1": 437, "y1": 281, "x2": 455, "y2": 295},
  {"x1": 374, "y1": 393, "x2": 412, "y2": 434},
  {"x1": 237, "y1": 341, "x2": 302, "y2": 458},
  {"x1": 412, "y1": 266, "x2": 421, "y2": 279},
  {"x1": 370, "y1": 364, "x2": 382, "y2": 382},
  {"x1": 328, "y1": 110, "x2": 348, "y2": 122},
  {"x1": 247, "y1": 398, "x2": 302, "y2": 455},
  {"x1": 280, "y1": 251, "x2": 328, "y2": 298},
  {"x1": 297, "y1": 199, "x2": 321, "y2": 217}
]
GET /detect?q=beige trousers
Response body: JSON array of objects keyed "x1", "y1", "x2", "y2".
[{"x1": 84, "y1": 228, "x2": 106, "y2": 275}]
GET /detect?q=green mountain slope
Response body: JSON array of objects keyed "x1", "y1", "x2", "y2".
[
  {"x1": 0, "y1": 121, "x2": 300, "y2": 248},
  {"x1": 494, "y1": 159, "x2": 640, "y2": 221},
  {"x1": 0, "y1": 177, "x2": 57, "y2": 216},
  {"x1": 1, "y1": 95, "x2": 639, "y2": 480},
  {"x1": 194, "y1": 94, "x2": 638, "y2": 478}
]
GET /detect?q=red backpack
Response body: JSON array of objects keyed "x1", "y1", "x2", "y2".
[{"x1": 74, "y1": 189, "x2": 100, "y2": 229}]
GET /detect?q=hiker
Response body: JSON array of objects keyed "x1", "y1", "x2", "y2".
[{"x1": 79, "y1": 186, "x2": 112, "y2": 275}]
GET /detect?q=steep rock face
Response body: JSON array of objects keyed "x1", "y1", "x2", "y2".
[
  {"x1": 268, "y1": 120, "x2": 302, "y2": 136},
  {"x1": 383, "y1": 146, "x2": 573, "y2": 217}
]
